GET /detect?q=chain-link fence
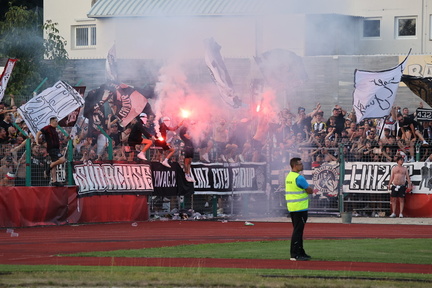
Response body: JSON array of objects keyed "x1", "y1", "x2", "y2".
[{"x1": 3, "y1": 124, "x2": 429, "y2": 219}]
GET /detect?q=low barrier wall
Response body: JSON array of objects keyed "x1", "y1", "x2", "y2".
[{"x1": 0, "y1": 186, "x2": 148, "y2": 227}]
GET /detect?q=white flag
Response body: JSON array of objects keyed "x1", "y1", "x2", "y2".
[
  {"x1": 353, "y1": 52, "x2": 410, "y2": 123},
  {"x1": 105, "y1": 44, "x2": 118, "y2": 82},
  {"x1": 18, "y1": 81, "x2": 85, "y2": 135},
  {"x1": 0, "y1": 58, "x2": 17, "y2": 102}
]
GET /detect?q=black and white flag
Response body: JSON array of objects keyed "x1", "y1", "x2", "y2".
[
  {"x1": 353, "y1": 51, "x2": 410, "y2": 123},
  {"x1": 18, "y1": 81, "x2": 85, "y2": 135},
  {"x1": 204, "y1": 38, "x2": 241, "y2": 108},
  {"x1": 0, "y1": 58, "x2": 17, "y2": 102}
]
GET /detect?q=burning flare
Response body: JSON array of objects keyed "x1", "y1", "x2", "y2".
[
  {"x1": 256, "y1": 104, "x2": 261, "y2": 112},
  {"x1": 180, "y1": 109, "x2": 191, "y2": 118}
]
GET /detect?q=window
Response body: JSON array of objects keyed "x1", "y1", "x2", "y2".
[
  {"x1": 73, "y1": 25, "x2": 96, "y2": 48},
  {"x1": 396, "y1": 17, "x2": 416, "y2": 37},
  {"x1": 363, "y1": 18, "x2": 381, "y2": 38}
]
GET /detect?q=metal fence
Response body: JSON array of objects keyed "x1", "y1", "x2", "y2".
[{"x1": 3, "y1": 126, "x2": 428, "y2": 219}]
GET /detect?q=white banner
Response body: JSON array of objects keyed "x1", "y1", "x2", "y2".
[
  {"x1": 344, "y1": 161, "x2": 430, "y2": 194},
  {"x1": 352, "y1": 52, "x2": 410, "y2": 123},
  {"x1": 0, "y1": 58, "x2": 17, "y2": 102},
  {"x1": 18, "y1": 81, "x2": 85, "y2": 135}
]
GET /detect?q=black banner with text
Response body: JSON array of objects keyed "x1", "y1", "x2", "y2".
[
  {"x1": 191, "y1": 162, "x2": 266, "y2": 194},
  {"x1": 72, "y1": 161, "x2": 266, "y2": 197}
]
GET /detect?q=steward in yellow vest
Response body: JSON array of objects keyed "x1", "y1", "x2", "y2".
[
  {"x1": 285, "y1": 171, "x2": 309, "y2": 212},
  {"x1": 285, "y1": 157, "x2": 314, "y2": 261}
]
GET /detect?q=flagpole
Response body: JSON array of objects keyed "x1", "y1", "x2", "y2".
[
  {"x1": 377, "y1": 116, "x2": 387, "y2": 140},
  {"x1": 58, "y1": 126, "x2": 74, "y2": 185},
  {"x1": 97, "y1": 125, "x2": 113, "y2": 161},
  {"x1": 32, "y1": 77, "x2": 48, "y2": 95}
]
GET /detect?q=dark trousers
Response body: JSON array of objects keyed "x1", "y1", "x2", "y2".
[{"x1": 290, "y1": 210, "x2": 308, "y2": 257}]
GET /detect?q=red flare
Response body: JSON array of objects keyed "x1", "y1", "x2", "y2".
[{"x1": 181, "y1": 109, "x2": 191, "y2": 118}]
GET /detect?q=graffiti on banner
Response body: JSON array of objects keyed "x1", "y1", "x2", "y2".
[
  {"x1": 73, "y1": 161, "x2": 153, "y2": 197},
  {"x1": 18, "y1": 81, "x2": 85, "y2": 135},
  {"x1": 150, "y1": 162, "x2": 195, "y2": 197},
  {"x1": 58, "y1": 86, "x2": 85, "y2": 127},
  {"x1": 342, "y1": 162, "x2": 426, "y2": 193},
  {"x1": 191, "y1": 162, "x2": 266, "y2": 195}
]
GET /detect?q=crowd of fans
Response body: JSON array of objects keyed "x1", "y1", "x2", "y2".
[
  {"x1": 268, "y1": 102, "x2": 432, "y2": 168},
  {"x1": 1, "y1": 95, "x2": 432, "y2": 187}
]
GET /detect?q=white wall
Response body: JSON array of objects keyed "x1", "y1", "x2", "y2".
[
  {"x1": 354, "y1": 0, "x2": 428, "y2": 54},
  {"x1": 43, "y1": 1, "x2": 323, "y2": 60},
  {"x1": 111, "y1": 16, "x2": 257, "y2": 60},
  {"x1": 44, "y1": 0, "x2": 101, "y2": 59},
  {"x1": 107, "y1": 15, "x2": 309, "y2": 60},
  {"x1": 44, "y1": 0, "x2": 432, "y2": 58}
]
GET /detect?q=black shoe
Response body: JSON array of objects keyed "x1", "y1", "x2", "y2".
[
  {"x1": 290, "y1": 255, "x2": 311, "y2": 261},
  {"x1": 301, "y1": 254, "x2": 312, "y2": 260}
]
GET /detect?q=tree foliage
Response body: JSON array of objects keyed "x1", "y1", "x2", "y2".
[
  {"x1": 0, "y1": 0, "x2": 43, "y2": 22},
  {"x1": 0, "y1": 4, "x2": 68, "y2": 103}
]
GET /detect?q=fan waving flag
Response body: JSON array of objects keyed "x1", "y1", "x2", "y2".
[
  {"x1": 0, "y1": 58, "x2": 17, "y2": 102},
  {"x1": 353, "y1": 51, "x2": 410, "y2": 123},
  {"x1": 83, "y1": 83, "x2": 148, "y2": 132}
]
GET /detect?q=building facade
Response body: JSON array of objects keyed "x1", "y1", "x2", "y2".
[
  {"x1": 43, "y1": 0, "x2": 432, "y2": 112},
  {"x1": 44, "y1": 0, "x2": 432, "y2": 59}
]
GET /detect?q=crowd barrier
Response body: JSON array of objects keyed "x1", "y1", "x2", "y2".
[{"x1": 1, "y1": 137, "x2": 432, "y2": 228}]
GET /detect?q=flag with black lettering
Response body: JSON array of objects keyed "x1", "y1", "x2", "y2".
[
  {"x1": 58, "y1": 86, "x2": 85, "y2": 127},
  {"x1": 18, "y1": 81, "x2": 85, "y2": 135},
  {"x1": 0, "y1": 58, "x2": 17, "y2": 102},
  {"x1": 112, "y1": 83, "x2": 148, "y2": 127},
  {"x1": 352, "y1": 51, "x2": 410, "y2": 124}
]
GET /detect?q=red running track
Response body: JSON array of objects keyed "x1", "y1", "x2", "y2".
[{"x1": 1, "y1": 221, "x2": 431, "y2": 274}]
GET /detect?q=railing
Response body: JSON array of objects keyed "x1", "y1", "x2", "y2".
[{"x1": 3, "y1": 133, "x2": 428, "y2": 219}]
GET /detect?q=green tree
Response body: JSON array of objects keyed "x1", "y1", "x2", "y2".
[
  {"x1": 0, "y1": 0, "x2": 43, "y2": 22},
  {"x1": 0, "y1": 4, "x2": 68, "y2": 103}
]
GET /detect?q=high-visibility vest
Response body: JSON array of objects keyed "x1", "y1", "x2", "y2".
[{"x1": 285, "y1": 172, "x2": 309, "y2": 212}]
